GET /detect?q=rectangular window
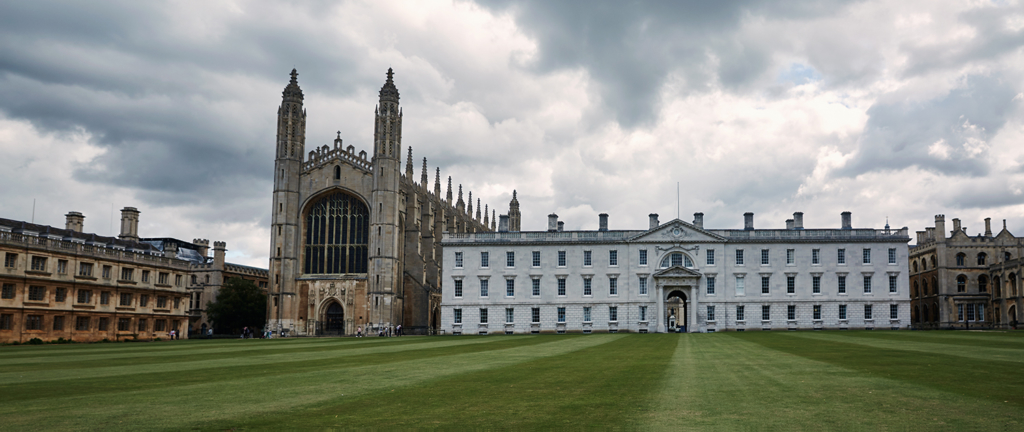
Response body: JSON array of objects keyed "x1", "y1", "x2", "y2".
[
  {"x1": 75, "y1": 316, "x2": 89, "y2": 331},
  {"x1": 761, "y1": 276, "x2": 770, "y2": 294},
  {"x1": 98, "y1": 317, "x2": 109, "y2": 331},
  {"x1": 532, "y1": 251, "x2": 541, "y2": 267},
  {"x1": 761, "y1": 249, "x2": 770, "y2": 265},
  {"x1": 532, "y1": 278, "x2": 540, "y2": 296},
  {"x1": 736, "y1": 305, "x2": 745, "y2": 321},
  {"x1": 864, "y1": 304, "x2": 873, "y2": 320},
  {"x1": 480, "y1": 279, "x2": 489, "y2": 297},
  {"x1": 26, "y1": 315, "x2": 42, "y2": 330},
  {"x1": 53, "y1": 315, "x2": 65, "y2": 331},
  {"x1": 79, "y1": 263, "x2": 93, "y2": 277},
  {"x1": 156, "y1": 296, "x2": 167, "y2": 308},
  {"x1": 3, "y1": 253, "x2": 16, "y2": 268},
  {"x1": 736, "y1": 276, "x2": 745, "y2": 296},
  {"x1": 174, "y1": 298, "x2": 181, "y2": 309},
  {"x1": 31, "y1": 256, "x2": 47, "y2": 271},
  {"x1": 557, "y1": 278, "x2": 566, "y2": 296},
  {"x1": 57, "y1": 259, "x2": 68, "y2": 274},
  {"x1": 155, "y1": 320, "x2": 166, "y2": 332},
  {"x1": 736, "y1": 249, "x2": 744, "y2": 265},
  {"x1": 454, "y1": 308, "x2": 462, "y2": 324},
  {"x1": 863, "y1": 275, "x2": 872, "y2": 294},
  {"x1": 812, "y1": 276, "x2": 821, "y2": 294},
  {"x1": 967, "y1": 304, "x2": 975, "y2": 321},
  {"x1": 707, "y1": 249, "x2": 715, "y2": 265},
  {"x1": 454, "y1": 279, "x2": 463, "y2": 298},
  {"x1": 28, "y1": 286, "x2": 46, "y2": 301},
  {"x1": 117, "y1": 318, "x2": 130, "y2": 331},
  {"x1": 838, "y1": 249, "x2": 846, "y2": 265},
  {"x1": 786, "y1": 249, "x2": 794, "y2": 265},
  {"x1": 609, "y1": 277, "x2": 617, "y2": 295},
  {"x1": 889, "y1": 275, "x2": 897, "y2": 293},
  {"x1": 120, "y1": 293, "x2": 132, "y2": 306},
  {"x1": 2, "y1": 284, "x2": 15, "y2": 299},
  {"x1": 839, "y1": 304, "x2": 847, "y2": 320},
  {"x1": 639, "y1": 249, "x2": 648, "y2": 266},
  {"x1": 454, "y1": 252, "x2": 463, "y2": 268},
  {"x1": 102, "y1": 265, "x2": 112, "y2": 279},
  {"x1": 706, "y1": 276, "x2": 716, "y2": 295},
  {"x1": 609, "y1": 250, "x2": 618, "y2": 266},
  {"x1": 531, "y1": 307, "x2": 540, "y2": 323},
  {"x1": 140, "y1": 295, "x2": 149, "y2": 307},
  {"x1": 557, "y1": 307, "x2": 566, "y2": 323},
  {"x1": 158, "y1": 272, "x2": 169, "y2": 285},
  {"x1": 175, "y1": 275, "x2": 182, "y2": 286},
  {"x1": 761, "y1": 305, "x2": 770, "y2": 321},
  {"x1": 55, "y1": 287, "x2": 67, "y2": 302},
  {"x1": 506, "y1": 251, "x2": 515, "y2": 268},
  {"x1": 121, "y1": 268, "x2": 133, "y2": 281},
  {"x1": 583, "y1": 307, "x2": 592, "y2": 322},
  {"x1": 891, "y1": 304, "x2": 900, "y2": 320},
  {"x1": 505, "y1": 279, "x2": 515, "y2": 297},
  {"x1": 480, "y1": 251, "x2": 489, "y2": 268},
  {"x1": 505, "y1": 308, "x2": 514, "y2": 323},
  {"x1": 609, "y1": 306, "x2": 618, "y2": 322},
  {"x1": 100, "y1": 291, "x2": 110, "y2": 305},
  {"x1": 583, "y1": 278, "x2": 592, "y2": 296},
  {"x1": 584, "y1": 250, "x2": 592, "y2": 266},
  {"x1": 479, "y1": 308, "x2": 488, "y2": 324},
  {"x1": 787, "y1": 276, "x2": 795, "y2": 294},
  {"x1": 558, "y1": 251, "x2": 566, "y2": 267},
  {"x1": 813, "y1": 305, "x2": 821, "y2": 320},
  {"x1": 707, "y1": 305, "x2": 716, "y2": 322},
  {"x1": 888, "y1": 248, "x2": 897, "y2": 264},
  {"x1": 141, "y1": 270, "x2": 150, "y2": 283},
  {"x1": 838, "y1": 275, "x2": 847, "y2": 294},
  {"x1": 812, "y1": 249, "x2": 820, "y2": 265},
  {"x1": 958, "y1": 304, "x2": 964, "y2": 322},
  {"x1": 639, "y1": 276, "x2": 648, "y2": 295},
  {"x1": 787, "y1": 305, "x2": 796, "y2": 320},
  {"x1": 863, "y1": 248, "x2": 871, "y2": 264},
  {"x1": 0, "y1": 314, "x2": 11, "y2": 330}
]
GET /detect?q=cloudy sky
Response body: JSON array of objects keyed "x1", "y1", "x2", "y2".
[{"x1": 1, "y1": 0, "x2": 1023, "y2": 267}]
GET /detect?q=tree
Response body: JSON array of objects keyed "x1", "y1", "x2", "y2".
[{"x1": 206, "y1": 278, "x2": 267, "y2": 335}]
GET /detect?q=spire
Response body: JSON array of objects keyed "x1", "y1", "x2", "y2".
[
  {"x1": 446, "y1": 176, "x2": 453, "y2": 203},
  {"x1": 476, "y1": 198, "x2": 482, "y2": 221},
  {"x1": 484, "y1": 204, "x2": 489, "y2": 226},
  {"x1": 406, "y1": 146, "x2": 414, "y2": 177},
  {"x1": 421, "y1": 157, "x2": 428, "y2": 187},
  {"x1": 468, "y1": 191, "x2": 473, "y2": 215},
  {"x1": 282, "y1": 68, "x2": 303, "y2": 101},
  {"x1": 379, "y1": 67, "x2": 400, "y2": 103},
  {"x1": 435, "y1": 167, "x2": 442, "y2": 196},
  {"x1": 457, "y1": 184, "x2": 465, "y2": 211}
]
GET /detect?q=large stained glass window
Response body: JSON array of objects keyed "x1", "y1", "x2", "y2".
[{"x1": 304, "y1": 192, "x2": 369, "y2": 274}]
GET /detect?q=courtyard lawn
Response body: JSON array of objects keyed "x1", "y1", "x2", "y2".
[{"x1": 0, "y1": 332, "x2": 1022, "y2": 430}]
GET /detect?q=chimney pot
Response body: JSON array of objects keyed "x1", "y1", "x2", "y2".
[
  {"x1": 934, "y1": 215, "x2": 946, "y2": 240},
  {"x1": 599, "y1": 213, "x2": 609, "y2": 231},
  {"x1": 498, "y1": 215, "x2": 509, "y2": 233},
  {"x1": 118, "y1": 207, "x2": 141, "y2": 241},
  {"x1": 793, "y1": 212, "x2": 804, "y2": 230},
  {"x1": 693, "y1": 212, "x2": 704, "y2": 229},
  {"x1": 786, "y1": 219, "x2": 794, "y2": 230},
  {"x1": 744, "y1": 212, "x2": 754, "y2": 230},
  {"x1": 557, "y1": 221, "x2": 564, "y2": 232},
  {"x1": 65, "y1": 211, "x2": 85, "y2": 233},
  {"x1": 548, "y1": 213, "x2": 559, "y2": 232},
  {"x1": 985, "y1": 217, "x2": 992, "y2": 237},
  {"x1": 841, "y1": 211, "x2": 852, "y2": 230},
  {"x1": 952, "y1": 218, "x2": 961, "y2": 234},
  {"x1": 649, "y1": 213, "x2": 660, "y2": 230}
]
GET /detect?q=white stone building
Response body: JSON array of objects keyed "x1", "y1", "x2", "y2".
[{"x1": 441, "y1": 211, "x2": 911, "y2": 334}]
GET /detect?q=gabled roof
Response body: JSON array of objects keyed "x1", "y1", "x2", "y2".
[
  {"x1": 653, "y1": 265, "x2": 703, "y2": 278},
  {"x1": 629, "y1": 218, "x2": 727, "y2": 243}
]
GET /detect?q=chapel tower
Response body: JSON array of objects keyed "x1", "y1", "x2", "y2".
[
  {"x1": 368, "y1": 68, "x2": 404, "y2": 327},
  {"x1": 268, "y1": 69, "x2": 305, "y2": 331},
  {"x1": 509, "y1": 190, "x2": 522, "y2": 232}
]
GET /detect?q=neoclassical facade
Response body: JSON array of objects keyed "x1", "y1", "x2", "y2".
[
  {"x1": 267, "y1": 69, "x2": 492, "y2": 336},
  {"x1": 441, "y1": 211, "x2": 911, "y2": 334}
]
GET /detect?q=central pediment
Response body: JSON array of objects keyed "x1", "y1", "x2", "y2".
[
  {"x1": 653, "y1": 266, "x2": 702, "y2": 279},
  {"x1": 630, "y1": 219, "x2": 726, "y2": 243}
]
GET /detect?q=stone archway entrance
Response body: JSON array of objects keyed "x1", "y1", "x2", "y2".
[
  {"x1": 665, "y1": 290, "x2": 688, "y2": 332},
  {"x1": 324, "y1": 302, "x2": 345, "y2": 335}
]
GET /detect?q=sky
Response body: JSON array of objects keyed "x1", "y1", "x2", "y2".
[{"x1": 1, "y1": 0, "x2": 1023, "y2": 267}]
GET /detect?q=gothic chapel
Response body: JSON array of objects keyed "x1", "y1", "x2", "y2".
[{"x1": 268, "y1": 69, "x2": 493, "y2": 336}]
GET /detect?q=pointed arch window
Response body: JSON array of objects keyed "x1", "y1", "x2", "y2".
[
  {"x1": 956, "y1": 253, "x2": 966, "y2": 267},
  {"x1": 660, "y1": 253, "x2": 693, "y2": 268},
  {"x1": 334, "y1": 165, "x2": 341, "y2": 180},
  {"x1": 304, "y1": 192, "x2": 369, "y2": 274},
  {"x1": 956, "y1": 275, "x2": 967, "y2": 292}
]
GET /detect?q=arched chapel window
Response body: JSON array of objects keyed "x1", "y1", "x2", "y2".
[
  {"x1": 956, "y1": 275, "x2": 967, "y2": 292},
  {"x1": 304, "y1": 191, "x2": 369, "y2": 274},
  {"x1": 660, "y1": 253, "x2": 693, "y2": 268},
  {"x1": 334, "y1": 165, "x2": 341, "y2": 180}
]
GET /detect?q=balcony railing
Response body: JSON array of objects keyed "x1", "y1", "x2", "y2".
[{"x1": 0, "y1": 231, "x2": 191, "y2": 269}]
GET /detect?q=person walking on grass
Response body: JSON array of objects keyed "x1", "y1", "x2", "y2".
[{"x1": 356, "y1": 326, "x2": 362, "y2": 337}]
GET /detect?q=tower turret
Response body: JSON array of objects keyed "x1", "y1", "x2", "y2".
[
  {"x1": 484, "y1": 204, "x2": 489, "y2": 227},
  {"x1": 509, "y1": 190, "x2": 521, "y2": 232},
  {"x1": 405, "y1": 146, "x2": 414, "y2": 178},
  {"x1": 476, "y1": 198, "x2": 482, "y2": 221},
  {"x1": 467, "y1": 191, "x2": 473, "y2": 216},
  {"x1": 457, "y1": 185, "x2": 465, "y2": 212},
  {"x1": 446, "y1": 176, "x2": 453, "y2": 204},
  {"x1": 421, "y1": 157, "x2": 428, "y2": 187},
  {"x1": 434, "y1": 167, "x2": 441, "y2": 197},
  {"x1": 369, "y1": 67, "x2": 404, "y2": 329}
]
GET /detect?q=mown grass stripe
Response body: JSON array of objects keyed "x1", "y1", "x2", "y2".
[{"x1": 785, "y1": 331, "x2": 1024, "y2": 364}]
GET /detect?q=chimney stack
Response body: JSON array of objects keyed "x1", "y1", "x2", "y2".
[
  {"x1": 952, "y1": 218, "x2": 961, "y2": 234},
  {"x1": 599, "y1": 213, "x2": 609, "y2": 231},
  {"x1": 934, "y1": 215, "x2": 945, "y2": 240},
  {"x1": 118, "y1": 207, "x2": 140, "y2": 241},
  {"x1": 786, "y1": 219, "x2": 794, "y2": 230},
  {"x1": 841, "y1": 211, "x2": 852, "y2": 230},
  {"x1": 744, "y1": 212, "x2": 754, "y2": 230},
  {"x1": 985, "y1": 217, "x2": 992, "y2": 237},
  {"x1": 649, "y1": 214, "x2": 660, "y2": 230},
  {"x1": 548, "y1": 214, "x2": 559, "y2": 232},
  {"x1": 557, "y1": 221, "x2": 564, "y2": 232},
  {"x1": 693, "y1": 212, "x2": 704, "y2": 229},
  {"x1": 498, "y1": 215, "x2": 509, "y2": 233},
  {"x1": 213, "y1": 241, "x2": 226, "y2": 270},
  {"x1": 793, "y1": 212, "x2": 804, "y2": 230},
  {"x1": 65, "y1": 211, "x2": 85, "y2": 233}
]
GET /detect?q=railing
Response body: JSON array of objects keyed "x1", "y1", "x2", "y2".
[
  {"x1": 443, "y1": 230, "x2": 647, "y2": 243},
  {"x1": 719, "y1": 228, "x2": 909, "y2": 241},
  {"x1": 442, "y1": 227, "x2": 909, "y2": 243},
  {"x1": 0, "y1": 231, "x2": 191, "y2": 269}
]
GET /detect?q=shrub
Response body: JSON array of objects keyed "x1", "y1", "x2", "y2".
[{"x1": 28, "y1": 338, "x2": 43, "y2": 345}]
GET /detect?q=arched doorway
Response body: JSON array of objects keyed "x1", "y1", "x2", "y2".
[
  {"x1": 430, "y1": 307, "x2": 440, "y2": 335},
  {"x1": 1009, "y1": 304, "x2": 1018, "y2": 329},
  {"x1": 324, "y1": 302, "x2": 345, "y2": 335},
  {"x1": 665, "y1": 290, "x2": 687, "y2": 332}
]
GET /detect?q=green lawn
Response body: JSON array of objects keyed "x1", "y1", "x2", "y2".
[{"x1": 1, "y1": 331, "x2": 1022, "y2": 430}]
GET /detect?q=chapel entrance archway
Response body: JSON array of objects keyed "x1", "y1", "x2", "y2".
[
  {"x1": 665, "y1": 289, "x2": 688, "y2": 332},
  {"x1": 323, "y1": 302, "x2": 345, "y2": 335}
]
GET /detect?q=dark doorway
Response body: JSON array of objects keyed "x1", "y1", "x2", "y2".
[
  {"x1": 666, "y1": 290, "x2": 688, "y2": 332},
  {"x1": 325, "y1": 302, "x2": 345, "y2": 334}
]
